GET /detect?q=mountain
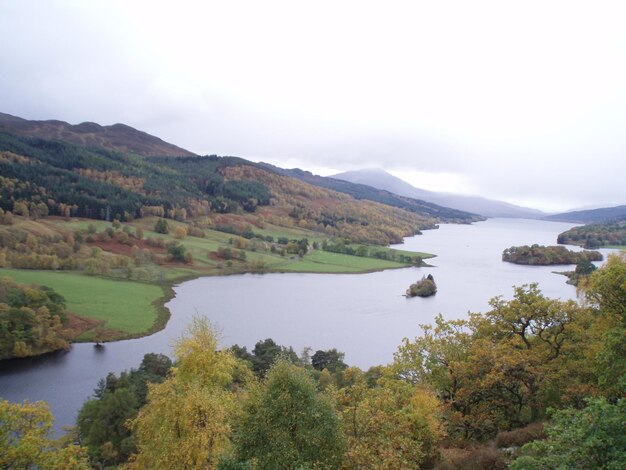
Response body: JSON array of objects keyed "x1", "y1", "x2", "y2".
[
  {"x1": 0, "y1": 112, "x2": 195, "y2": 157},
  {"x1": 333, "y1": 169, "x2": 546, "y2": 219},
  {"x1": 259, "y1": 163, "x2": 481, "y2": 224},
  {"x1": 545, "y1": 205, "x2": 626, "y2": 224}
]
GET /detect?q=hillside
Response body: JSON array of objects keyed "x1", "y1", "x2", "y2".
[
  {"x1": 0, "y1": 129, "x2": 442, "y2": 246},
  {"x1": 546, "y1": 205, "x2": 626, "y2": 224},
  {"x1": 0, "y1": 112, "x2": 195, "y2": 157},
  {"x1": 333, "y1": 168, "x2": 546, "y2": 219},
  {"x1": 260, "y1": 164, "x2": 481, "y2": 223},
  {"x1": 558, "y1": 220, "x2": 626, "y2": 248}
]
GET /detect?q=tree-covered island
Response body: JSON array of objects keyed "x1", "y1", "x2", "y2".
[
  {"x1": 502, "y1": 244, "x2": 602, "y2": 265},
  {"x1": 406, "y1": 274, "x2": 437, "y2": 297}
]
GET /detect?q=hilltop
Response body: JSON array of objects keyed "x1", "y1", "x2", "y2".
[
  {"x1": 0, "y1": 112, "x2": 195, "y2": 157},
  {"x1": 545, "y1": 204, "x2": 626, "y2": 224},
  {"x1": 333, "y1": 168, "x2": 546, "y2": 219}
]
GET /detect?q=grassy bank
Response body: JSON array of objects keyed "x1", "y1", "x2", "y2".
[{"x1": 0, "y1": 269, "x2": 165, "y2": 340}]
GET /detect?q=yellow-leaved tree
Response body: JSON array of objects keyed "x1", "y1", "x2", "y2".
[
  {"x1": 336, "y1": 367, "x2": 444, "y2": 469},
  {"x1": 123, "y1": 317, "x2": 249, "y2": 470},
  {"x1": 0, "y1": 399, "x2": 89, "y2": 470}
]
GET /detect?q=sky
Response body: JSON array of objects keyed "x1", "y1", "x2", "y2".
[{"x1": 1, "y1": 1, "x2": 625, "y2": 213}]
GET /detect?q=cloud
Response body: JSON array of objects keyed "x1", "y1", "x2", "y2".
[{"x1": 1, "y1": 0, "x2": 626, "y2": 211}]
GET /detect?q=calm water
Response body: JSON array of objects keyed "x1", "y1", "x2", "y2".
[{"x1": 0, "y1": 218, "x2": 613, "y2": 433}]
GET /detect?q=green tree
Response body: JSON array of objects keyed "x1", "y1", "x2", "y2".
[
  {"x1": 231, "y1": 359, "x2": 344, "y2": 469},
  {"x1": 510, "y1": 398, "x2": 626, "y2": 470},
  {"x1": 311, "y1": 348, "x2": 348, "y2": 373},
  {"x1": 154, "y1": 218, "x2": 169, "y2": 234},
  {"x1": 77, "y1": 353, "x2": 172, "y2": 466}
]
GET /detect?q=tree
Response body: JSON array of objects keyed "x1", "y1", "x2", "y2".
[
  {"x1": 231, "y1": 359, "x2": 344, "y2": 469},
  {"x1": 154, "y1": 218, "x2": 169, "y2": 234},
  {"x1": 0, "y1": 399, "x2": 89, "y2": 469},
  {"x1": 249, "y1": 338, "x2": 299, "y2": 377},
  {"x1": 124, "y1": 318, "x2": 241, "y2": 470},
  {"x1": 582, "y1": 253, "x2": 626, "y2": 397},
  {"x1": 510, "y1": 398, "x2": 626, "y2": 470},
  {"x1": 77, "y1": 353, "x2": 172, "y2": 466},
  {"x1": 393, "y1": 285, "x2": 588, "y2": 439},
  {"x1": 585, "y1": 253, "x2": 626, "y2": 323},
  {"x1": 337, "y1": 368, "x2": 444, "y2": 469},
  {"x1": 311, "y1": 348, "x2": 348, "y2": 373}
]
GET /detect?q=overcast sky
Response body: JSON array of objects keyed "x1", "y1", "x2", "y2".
[{"x1": 1, "y1": 1, "x2": 625, "y2": 212}]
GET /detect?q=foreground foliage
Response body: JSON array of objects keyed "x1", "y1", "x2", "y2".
[
  {"x1": 10, "y1": 254, "x2": 626, "y2": 469},
  {"x1": 230, "y1": 360, "x2": 344, "y2": 469},
  {"x1": 511, "y1": 398, "x2": 626, "y2": 469},
  {"x1": 0, "y1": 399, "x2": 89, "y2": 469}
]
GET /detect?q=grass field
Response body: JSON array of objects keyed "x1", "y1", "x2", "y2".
[
  {"x1": 279, "y1": 250, "x2": 409, "y2": 273},
  {"x1": 0, "y1": 269, "x2": 164, "y2": 337}
]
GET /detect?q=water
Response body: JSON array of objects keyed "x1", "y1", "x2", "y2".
[{"x1": 0, "y1": 218, "x2": 614, "y2": 433}]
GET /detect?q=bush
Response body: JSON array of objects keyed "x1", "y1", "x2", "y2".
[
  {"x1": 435, "y1": 446, "x2": 507, "y2": 470},
  {"x1": 495, "y1": 422, "x2": 544, "y2": 448}
]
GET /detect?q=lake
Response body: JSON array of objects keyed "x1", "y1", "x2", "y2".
[{"x1": 0, "y1": 218, "x2": 611, "y2": 433}]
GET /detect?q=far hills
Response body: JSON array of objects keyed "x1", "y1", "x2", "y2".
[
  {"x1": 545, "y1": 205, "x2": 626, "y2": 224},
  {"x1": 333, "y1": 168, "x2": 546, "y2": 219},
  {"x1": 0, "y1": 111, "x2": 195, "y2": 157}
]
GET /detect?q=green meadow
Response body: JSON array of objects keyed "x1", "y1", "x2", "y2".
[{"x1": 0, "y1": 268, "x2": 164, "y2": 337}]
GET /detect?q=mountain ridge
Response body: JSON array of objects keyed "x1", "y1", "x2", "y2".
[
  {"x1": 545, "y1": 205, "x2": 626, "y2": 224},
  {"x1": 0, "y1": 111, "x2": 195, "y2": 157},
  {"x1": 259, "y1": 163, "x2": 481, "y2": 223},
  {"x1": 333, "y1": 168, "x2": 546, "y2": 219}
]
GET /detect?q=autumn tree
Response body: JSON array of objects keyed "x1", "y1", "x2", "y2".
[
  {"x1": 124, "y1": 318, "x2": 244, "y2": 470},
  {"x1": 0, "y1": 399, "x2": 89, "y2": 469},
  {"x1": 393, "y1": 285, "x2": 589, "y2": 438},
  {"x1": 336, "y1": 367, "x2": 444, "y2": 469}
]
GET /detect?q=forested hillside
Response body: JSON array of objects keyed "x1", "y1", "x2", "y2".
[
  {"x1": 546, "y1": 205, "x2": 626, "y2": 223},
  {"x1": 558, "y1": 220, "x2": 626, "y2": 248},
  {"x1": 0, "y1": 130, "x2": 444, "y2": 245}
]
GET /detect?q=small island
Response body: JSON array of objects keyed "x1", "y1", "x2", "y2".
[
  {"x1": 406, "y1": 274, "x2": 437, "y2": 297},
  {"x1": 502, "y1": 244, "x2": 602, "y2": 266}
]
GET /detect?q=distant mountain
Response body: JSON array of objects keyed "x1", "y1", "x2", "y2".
[
  {"x1": 259, "y1": 163, "x2": 482, "y2": 224},
  {"x1": 333, "y1": 169, "x2": 546, "y2": 219},
  {"x1": 545, "y1": 205, "x2": 626, "y2": 224},
  {"x1": 0, "y1": 112, "x2": 195, "y2": 157}
]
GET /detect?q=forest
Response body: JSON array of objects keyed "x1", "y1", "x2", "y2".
[{"x1": 3, "y1": 253, "x2": 625, "y2": 469}]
